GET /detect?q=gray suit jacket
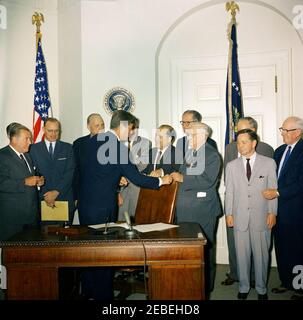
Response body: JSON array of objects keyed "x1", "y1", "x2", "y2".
[
  {"x1": 225, "y1": 153, "x2": 277, "y2": 232},
  {"x1": 176, "y1": 143, "x2": 222, "y2": 228},
  {"x1": 0, "y1": 146, "x2": 38, "y2": 240},
  {"x1": 224, "y1": 141, "x2": 274, "y2": 169}
]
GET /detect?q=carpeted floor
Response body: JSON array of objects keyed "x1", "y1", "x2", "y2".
[{"x1": 0, "y1": 264, "x2": 295, "y2": 300}]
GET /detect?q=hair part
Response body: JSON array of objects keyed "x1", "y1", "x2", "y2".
[
  {"x1": 158, "y1": 124, "x2": 176, "y2": 144},
  {"x1": 237, "y1": 116, "x2": 258, "y2": 132},
  {"x1": 44, "y1": 117, "x2": 61, "y2": 131},
  {"x1": 183, "y1": 110, "x2": 202, "y2": 122},
  {"x1": 9, "y1": 123, "x2": 31, "y2": 140},
  {"x1": 87, "y1": 113, "x2": 104, "y2": 125},
  {"x1": 110, "y1": 110, "x2": 138, "y2": 129},
  {"x1": 237, "y1": 128, "x2": 258, "y2": 142}
]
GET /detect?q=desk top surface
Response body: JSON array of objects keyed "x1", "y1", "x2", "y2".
[{"x1": 0, "y1": 222, "x2": 206, "y2": 247}]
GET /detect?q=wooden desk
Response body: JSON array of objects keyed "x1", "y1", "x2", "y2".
[{"x1": 1, "y1": 223, "x2": 206, "y2": 300}]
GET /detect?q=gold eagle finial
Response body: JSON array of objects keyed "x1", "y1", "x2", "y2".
[
  {"x1": 32, "y1": 12, "x2": 44, "y2": 33},
  {"x1": 226, "y1": 1, "x2": 239, "y2": 20}
]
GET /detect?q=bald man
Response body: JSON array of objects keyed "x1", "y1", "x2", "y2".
[{"x1": 72, "y1": 113, "x2": 105, "y2": 201}]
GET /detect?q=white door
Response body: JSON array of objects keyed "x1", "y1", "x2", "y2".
[{"x1": 163, "y1": 50, "x2": 291, "y2": 264}]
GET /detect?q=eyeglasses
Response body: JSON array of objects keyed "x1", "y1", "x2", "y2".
[
  {"x1": 279, "y1": 127, "x2": 298, "y2": 133},
  {"x1": 180, "y1": 120, "x2": 197, "y2": 126}
]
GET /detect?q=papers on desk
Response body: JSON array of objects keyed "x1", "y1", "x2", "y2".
[
  {"x1": 89, "y1": 222, "x2": 179, "y2": 233},
  {"x1": 41, "y1": 201, "x2": 69, "y2": 221}
]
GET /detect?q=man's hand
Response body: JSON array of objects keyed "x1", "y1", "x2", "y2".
[
  {"x1": 267, "y1": 213, "x2": 276, "y2": 229},
  {"x1": 226, "y1": 215, "x2": 234, "y2": 228},
  {"x1": 149, "y1": 169, "x2": 162, "y2": 177},
  {"x1": 24, "y1": 176, "x2": 43, "y2": 187},
  {"x1": 37, "y1": 176, "x2": 45, "y2": 187},
  {"x1": 262, "y1": 189, "x2": 278, "y2": 200},
  {"x1": 119, "y1": 176, "x2": 128, "y2": 187},
  {"x1": 170, "y1": 172, "x2": 183, "y2": 183},
  {"x1": 44, "y1": 190, "x2": 59, "y2": 207},
  {"x1": 161, "y1": 174, "x2": 172, "y2": 185}
]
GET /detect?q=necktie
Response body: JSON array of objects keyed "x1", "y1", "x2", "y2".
[
  {"x1": 20, "y1": 154, "x2": 31, "y2": 172},
  {"x1": 279, "y1": 146, "x2": 292, "y2": 178},
  {"x1": 154, "y1": 150, "x2": 162, "y2": 169},
  {"x1": 49, "y1": 142, "x2": 54, "y2": 158},
  {"x1": 246, "y1": 158, "x2": 251, "y2": 181}
]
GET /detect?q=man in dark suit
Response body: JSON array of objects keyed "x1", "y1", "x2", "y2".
[
  {"x1": 176, "y1": 110, "x2": 217, "y2": 162},
  {"x1": 72, "y1": 113, "x2": 105, "y2": 202},
  {"x1": 171, "y1": 122, "x2": 222, "y2": 296},
  {"x1": 30, "y1": 118, "x2": 75, "y2": 224},
  {"x1": 222, "y1": 116, "x2": 274, "y2": 286},
  {"x1": 143, "y1": 124, "x2": 181, "y2": 177},
  {"x1": 0, "y1": 124, "x2": 44, "y2": 240},
  {"x1": 263, "y1": 116, "x2": 303, "y2": 300},
  {"x1": 78, "y1": 110, "x2": 172, "y2": 299}
]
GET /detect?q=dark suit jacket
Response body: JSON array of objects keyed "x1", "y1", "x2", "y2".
[
  {"x1": 30, "y1": 140, "x2": 75, "y2": 221},
  {"x1": 274, "y1": 139, "x2": 303, "y2": 225},
  {"x1": 142, "y1": 145, "x2": 181, "y2": 175},
  {"x1": 176, "y1": 136, "x2": 218, "y2": 162},
  {"x1": 72, "y1": 134, "x2": 91, "y2": 200},
  {"x1": 175, "y1": 142, "x2": 222, "y2": 240},
  {"x1": 224, "y1": 140, "x2": 274, "y2": 169},
  {"x1": 78, "y1": 131, "x2": 160, "y2": 225},
  {"x1": 0, "y1": 146, "x2": 38, "y2": 240}
]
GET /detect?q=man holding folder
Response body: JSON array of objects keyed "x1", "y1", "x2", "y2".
[{"x1": 30, "y1": 118, "x2": 75, "y2": 224}]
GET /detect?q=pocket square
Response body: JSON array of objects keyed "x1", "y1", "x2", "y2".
[
  {"x1": 57, "y1": 157, "x2": 67, "y2": 160},
  {"x1": 259, "y1": 175, "x2": 265, "y2": 179}
]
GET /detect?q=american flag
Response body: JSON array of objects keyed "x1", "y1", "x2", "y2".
[
  {"x1": 33, "y1": 37, "x2": 51, "y2": 142},
  {"x1": 225, "y1": 20, "x2": 244, "y2": 145}
]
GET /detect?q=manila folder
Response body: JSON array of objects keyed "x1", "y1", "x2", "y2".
[{"x1": 41, "y1": 201, "x2": 69, "y2": 221}]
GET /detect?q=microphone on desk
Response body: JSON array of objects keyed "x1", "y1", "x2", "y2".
[{"x1": 123, "y1": 211, "x2": 136, "y2": 238}]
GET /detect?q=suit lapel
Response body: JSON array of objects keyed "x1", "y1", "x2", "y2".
[
  {"x1": 250, "y1": 153, "x2": 262, "y2": 182},
  {"x1": 279, "y1": 139, "x2": 303, "y2": 179}
]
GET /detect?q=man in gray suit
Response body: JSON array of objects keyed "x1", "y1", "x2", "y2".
[
  {"x1": 0, "y1": 124, "x2": 44, "y2": 240},
  {"x1": 171, "y1": 122, "x2": 222, "y2": 295},
  {"x1": 222, "y1": 116, "x2": 274, "y2": 286},
  {"x1": 117, "y1": 117, "x2": 151, "y2": 220},
  {"x1": 225, "y1": 129, "x2": 277, "y2": 300}
]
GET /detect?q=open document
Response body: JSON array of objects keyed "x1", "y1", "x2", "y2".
[{"x1": 89, "y1": 222, "x2": 179, "y2": 233}]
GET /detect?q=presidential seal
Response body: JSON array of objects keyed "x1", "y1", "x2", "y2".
[{"x1": 103, "y1": 87, "x2": 135, "y2": 115}]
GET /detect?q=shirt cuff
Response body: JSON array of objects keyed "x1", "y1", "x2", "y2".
[{"x1": 158, "y1": 177, "x2": 162, "y2": 187}]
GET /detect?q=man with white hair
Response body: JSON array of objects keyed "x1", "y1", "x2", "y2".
[
  {"x1": 263, "y1": 116, "x2": 303, "y2": 300},
  {"x1": 171, "y1": 122, "x2": 222, "y2": 296}
]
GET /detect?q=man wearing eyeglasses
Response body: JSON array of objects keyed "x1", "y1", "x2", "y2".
[
  {"x1": 263, "y1": 116, "x2": 303, "y2": 300},
  {"x1": 176, "y1": 110, "x2": 217, "y2": 162}
]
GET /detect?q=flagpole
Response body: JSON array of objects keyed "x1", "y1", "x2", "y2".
[
  {"x1": 32, "y1": 12, "x2": 43, "y2": 53},
  {"x1": 32, "y1": 12, "x2": 53, "y2": 124},
  {"x1": 226, "y1": 1, "x2": 240, "y2": 144}
]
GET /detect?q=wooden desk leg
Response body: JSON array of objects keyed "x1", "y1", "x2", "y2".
[
  {"x1": 7, "y1": 266, "x2": 59, "y2": 300},
  {"x1": 148, "y1": 264, "x2": 205, "y2": 300}
]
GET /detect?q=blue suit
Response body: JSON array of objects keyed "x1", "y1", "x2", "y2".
[
  {"x1": 79, "y1": 131, "x2": 159, "y2": 225},
  {"x1": 72, "y1": 134, "x2": 91, "y2": 201},
  {"x1": 78, "y1": 131, "x2": 159, "y2": 299},
  {"x1": 274, "y1": 139, "x2": 303, "y2": 289},
  {"x1": 30, "y1": 140, "x2": 75, "y2": 223}
]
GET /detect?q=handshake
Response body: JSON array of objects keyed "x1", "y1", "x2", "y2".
[{"x1": 161, "y1": 172, "x2": 184, "y2": 185}]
